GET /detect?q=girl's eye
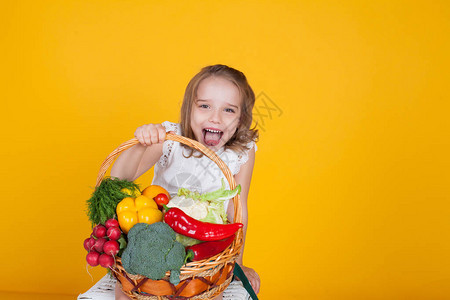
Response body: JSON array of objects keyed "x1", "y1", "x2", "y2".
[
  {"x1": 199, "y1": 104, "x2": 209, "y2": 109},
  {"x1": 225, "y1": 108, "x2": 235, "y2": 113}
]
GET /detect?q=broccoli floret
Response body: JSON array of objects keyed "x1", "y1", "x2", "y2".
[
  {"x1": 166, "y1": 242, "x2": 185, "y2": 270},
  {"x1": 126, "y1": 223, "x2": 149, "y2": 241},
  {"x1": 121, "y1": 222, "x2": 186, "y2": 285},
  {"x1": 165, "y1": 242, "x2": 185, "y2": 284}
]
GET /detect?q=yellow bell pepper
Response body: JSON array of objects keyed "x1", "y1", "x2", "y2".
[{"x1": 116, "y1": 195, "x2": 163, "y2": 234}]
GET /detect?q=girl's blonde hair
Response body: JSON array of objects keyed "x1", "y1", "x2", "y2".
[{"x1": 180, "y1": 64, "x2": 259, "y2": 156}]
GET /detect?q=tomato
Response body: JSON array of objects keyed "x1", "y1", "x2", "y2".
[{"x1": 153, "y1": 193, "x2": 170, "y2": 207}]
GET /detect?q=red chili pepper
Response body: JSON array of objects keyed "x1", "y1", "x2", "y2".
[
  {"x1": 185, "y1": 235, "x2": 235, "y2": 262},
  {"x1": 163, "y1": 207, "x2": 243, "y2": 241}
]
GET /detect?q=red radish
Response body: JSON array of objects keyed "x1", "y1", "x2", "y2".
[
  {"x1": 99, "y1": 253, "x2": 115, "y2": 268},
  {"x1": 84, "y1": 237, "x2": 96, "y2": 251},
  {"x1": 103, "y1": 240, "x2": 120, "y2": 256},
  {"x1": 107, "y1": 226, "x2": 121, "y2": 240},
  {"x1": 105, "y1": 219, "x2": 119, "y2": 228},
  {"x1": 93, "y1": 224, "x2": 107, "y2": 238},
  {"x1": 83, "y1": 238, "x2": 89, "y2": 251},
  {"x1": 94, "y1": 237, "x2": 107, "y2": 252},
  {"x1": 86, "y1": 250, "x2": 100, "y2": 266}
]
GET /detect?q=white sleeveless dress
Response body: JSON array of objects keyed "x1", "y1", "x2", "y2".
[{"x1": 152, "y1": 121, "x2": 257, "y2": 211}]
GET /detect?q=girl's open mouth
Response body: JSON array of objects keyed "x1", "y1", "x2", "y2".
[{"x1": 202, "y1": 128, "x2": 223, "y2": 146}]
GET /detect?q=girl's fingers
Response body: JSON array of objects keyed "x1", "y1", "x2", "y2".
[
  {"x1": 144, "y1": 131, "x2": 152, "y2": 146},
  {"x1": 242, "y1": 266, "x2": 260, "y2": 294},
  {"x1": 149, "y1": 125, "x2": 159, "y2": 144},
  {"x1": 135, "y1": 127, "x2": 149, "y2": 146},
  {"x1": 157, "y1": 125, "x2": 166, "y2": 143},
  {"x1": 252, "y1": 276, "x2": 260, "y2": 294},
  {"x1": 135, "y1": 123, "x2": 168, "y2": 146},
  {"x1": 134, "y1": 129, "x2": 145, "y2": 145},
  {"x1": 254, "y1": 277, "x2": 260, "y2": 294},
  {"x1": 143, "y1": 125, "x2": 153, "y2": 146}
]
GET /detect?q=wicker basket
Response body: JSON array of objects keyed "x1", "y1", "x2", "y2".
[{"x1": 94, "y1": 133, "x2": 244, "y2": 300}]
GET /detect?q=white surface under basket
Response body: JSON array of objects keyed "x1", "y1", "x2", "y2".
[{"x1": 77, "y1": 274, "x2": 250, "y2": 300}]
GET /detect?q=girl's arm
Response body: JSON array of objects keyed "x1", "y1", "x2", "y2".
[
  {"x1": 110, "y1": 143, "x2": 164, "y2": 180},
  {"x1": 110, "y1": 124, "x2": 167, "y2": 180},
  {"x1": 227, "y1": 146, "x2": 261, "y2": 294}
]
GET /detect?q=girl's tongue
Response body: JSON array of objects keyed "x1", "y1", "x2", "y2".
[{"x1": 203, "y1": 129, "x2": 222, "y2": 146}]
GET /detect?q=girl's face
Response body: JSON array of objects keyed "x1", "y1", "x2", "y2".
[{"x1": 190, "y1": 76, "x2": 242, "y2": 152}]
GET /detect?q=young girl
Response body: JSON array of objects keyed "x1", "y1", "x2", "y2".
[{"x1": 110, "y1": 64, "x2": 261, "y2": 299}]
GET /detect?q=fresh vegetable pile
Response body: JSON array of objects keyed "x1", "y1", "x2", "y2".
[{"x1": 84, "y1": 177, "x2": 242, "y2": 281}]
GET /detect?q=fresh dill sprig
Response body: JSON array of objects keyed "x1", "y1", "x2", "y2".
[{"x1": 86, "y1": 177, "x2": 140, "y2": 226}]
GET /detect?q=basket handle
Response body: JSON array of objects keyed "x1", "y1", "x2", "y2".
[{"x1": 94, "y1": 132, "x2": 242, "y2": 224}]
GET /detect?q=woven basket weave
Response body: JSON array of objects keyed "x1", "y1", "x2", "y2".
[{"x1": 94, "y1": 133, "x2": 244, "y2": 299}]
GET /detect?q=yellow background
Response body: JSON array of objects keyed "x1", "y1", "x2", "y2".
[{"x1": 1, "y1": 1, "x2": 449, "y2": 299}]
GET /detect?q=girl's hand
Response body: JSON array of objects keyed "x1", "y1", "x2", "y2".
[
  {"x1": 240, "y1": 265, "x2": 261, "y2": 294},
  {"x1": 134, "y1": 123, "x2": 167, "y2": 146}
]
